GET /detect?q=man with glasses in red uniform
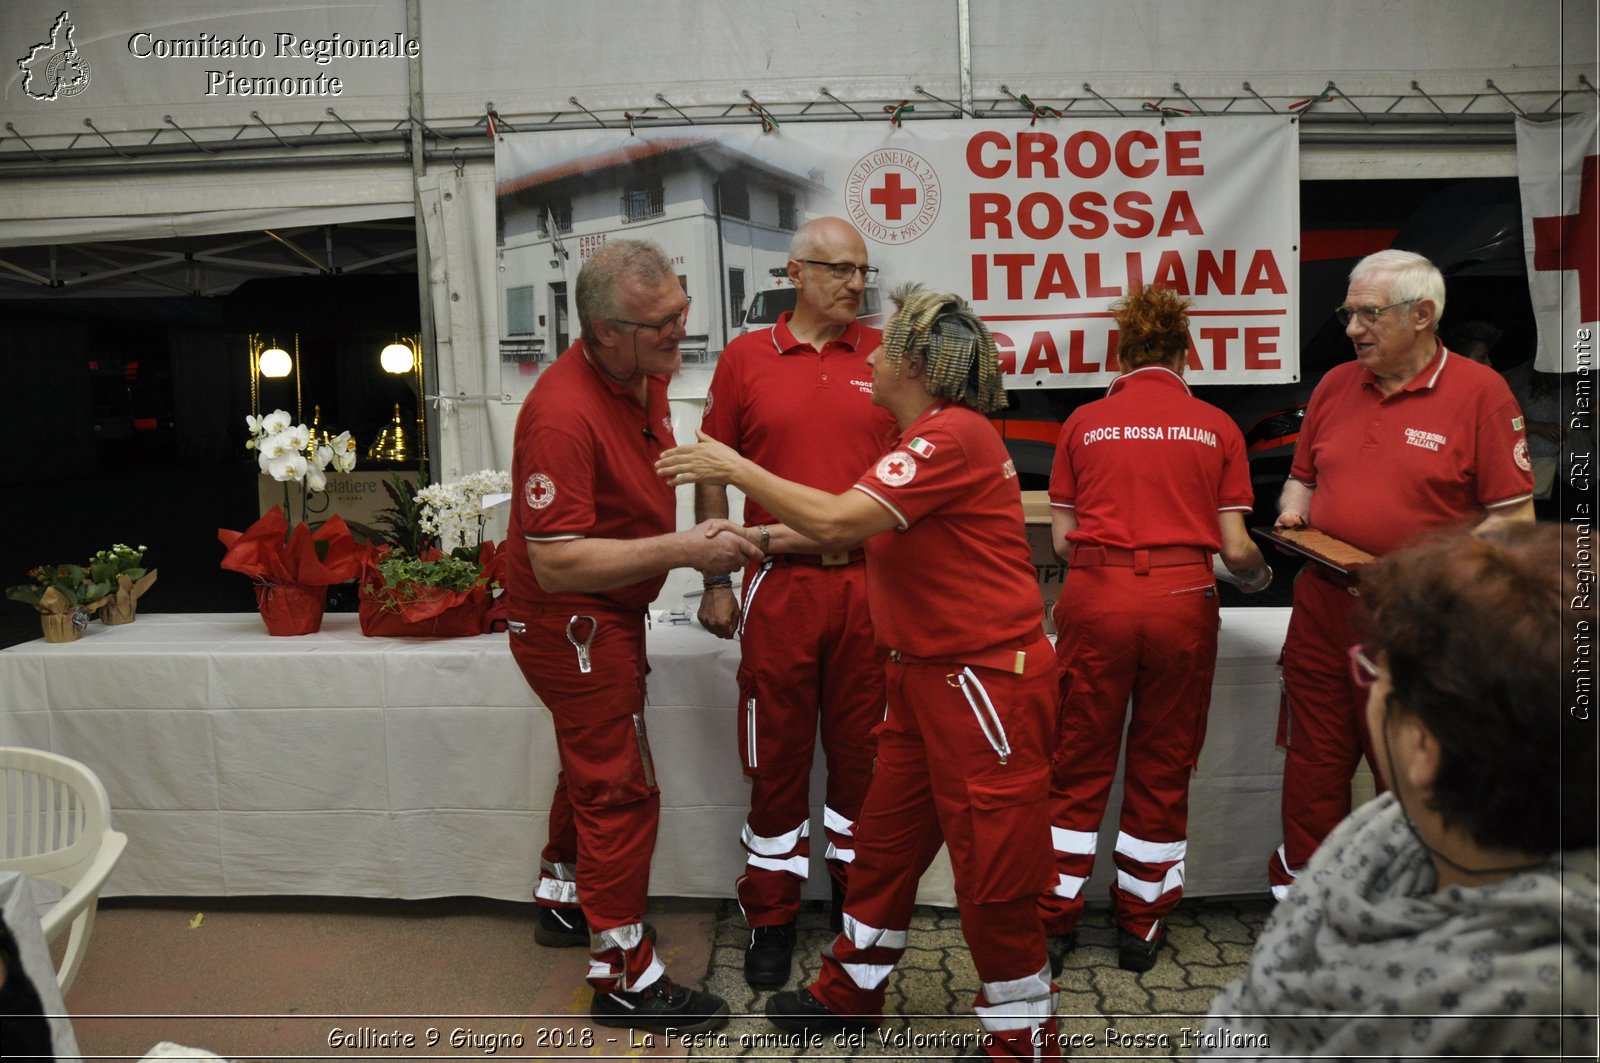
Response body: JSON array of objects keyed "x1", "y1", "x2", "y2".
[
  {"x1": 1267, "y1": 249, "x2": 1533, "y2": 901},
  {"x1": 697, "y1": 217, "x2": 895, "y2": 989},
  {"x1": 507, "y1": 239, "x2": 760, "y2": 1034}
]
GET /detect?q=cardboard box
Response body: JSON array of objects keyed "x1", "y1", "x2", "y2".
[
  {"x1": 259, "y1": 470, "x2": 418, "y2": 542},
  {"x1": 1021, "y1": 490, "x2": 1065, "y2": 636}
]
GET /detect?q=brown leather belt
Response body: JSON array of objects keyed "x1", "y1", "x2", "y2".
[
  {"x1": 773, "y1": 549, "x2": 865, "y2": 568},
  {"x1": 1068, "y1": 544, "x2": 1209, "y2": 574}
]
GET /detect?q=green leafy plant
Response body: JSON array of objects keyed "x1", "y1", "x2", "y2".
[
  {"x1": 89, "y1": 543, "x2": 148, "y2": 586},
  {"x1": 6, "y1": 564, "x2": 113, "y2": 613},
  {"x1": 373, "y1": 473, "x2": 433, "y2": 556}
]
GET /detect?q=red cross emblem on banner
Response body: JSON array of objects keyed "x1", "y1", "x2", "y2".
[
  {"x1": 869, "y1": 172, "x2": 918, "y2": 221},
  {"x1": 1531, "y1": 153, "x2": 1599, "y2": 321}
]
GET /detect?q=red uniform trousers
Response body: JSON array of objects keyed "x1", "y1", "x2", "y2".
[
  {"x1": 510, "y1": 605, "x2": 665, "y2": 994},
  {"x1": 811, "y1": 637, "x2": 1062, "y2": 1061},
  {"x1": 734, "y1": 558, "x2": 883, "y2": 926},
  {"x1": 1040, "y1": 560, "x2": 1218, "y2": 941},
  {"x1": 1268, "y1": 565, "x2": 1380, "y2": 898}
]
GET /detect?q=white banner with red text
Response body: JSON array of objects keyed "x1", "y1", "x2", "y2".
[{"x1": 495, "y1": 117, "x2": 1299, "y2": 389}]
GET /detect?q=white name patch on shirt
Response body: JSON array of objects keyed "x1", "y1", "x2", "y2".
[{"x1": 1404, "y1": 428, "x2": 1448, "y2": 452}]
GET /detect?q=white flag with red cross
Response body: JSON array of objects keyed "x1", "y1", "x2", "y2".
[{"x1": 1516, "y1": 114, "x2": 1599, "y2": 373}]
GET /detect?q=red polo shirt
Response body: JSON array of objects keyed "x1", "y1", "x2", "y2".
[
  {"x1": 506, "y1": 341, "x2": 678, "y2": 611},
  {"x1": 1290, "y1": 343, "x2": 1533, "y2": 557},
  {"x1": 852, "y1": 403, "x2": 1040, "y2": 656},
  {"x1": 1049, "y1": 366, "x2": 1254, "y2": 551},
  {"x1": 701, "y1": 312, "x2": 893, "y2": 526}
]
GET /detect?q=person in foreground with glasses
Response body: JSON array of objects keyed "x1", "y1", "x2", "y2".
[
  {"x1": 660, "y1": 286, "x2": 1063, "y2": 1060},
  {"x1": 1266, "y1": 249, "x2": 1534, "y2": 902},
  {"x1": 1205, "y1": 522, "x2": 1597, "y2": 1057},
  {"x1": 1036, "y1": 285, "x2": 1272, "y2": 978},
  {"x1": 696, "y1": 216, "x2": 895, "y2": 990},
  {"x1": 505, "y1": 239, "x2": 759, "y2": 1034}
]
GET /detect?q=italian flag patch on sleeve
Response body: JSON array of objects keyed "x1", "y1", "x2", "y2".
[
  {"x1": 1512, "y1": 416, "x2": 1525, "y2": 431},
  {"x1": 907, "y1": 436, "x2": 936, "y2": 458}
]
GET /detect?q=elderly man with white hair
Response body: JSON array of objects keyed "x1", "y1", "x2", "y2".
[{"x1": 1267, "y1": 249, "x2": 1534, "y2": 900}]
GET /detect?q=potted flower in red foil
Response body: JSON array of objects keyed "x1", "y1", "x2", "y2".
[
  {"x1": 219, "y1": 410, "x2": 362, "y2": 635},
  {"x1": 358, "y1": 470, "x2": 508, "y2": 637},
  {"x1": 357, "y1": 542, "x2": 500, "y2": 638}
]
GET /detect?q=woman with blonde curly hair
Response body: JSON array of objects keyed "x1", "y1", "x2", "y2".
[
  {"x1": 1038, "y1": 284, "x2": 1271, "y2": 975},
  {"x1": 659, "y1": 284, "x2": 1063, "y2": 1059}
]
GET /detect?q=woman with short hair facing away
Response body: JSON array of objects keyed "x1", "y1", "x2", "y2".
[
  {"x1": 659, "y1": 285, "x2": 1063, "y2": 1060},
  {"x1": 1039, "y1": 285, "x2": 1271, "y2": 975},
  {"x1": 1205, "y1": 522, "x2": 1598, "y2": 1056}
]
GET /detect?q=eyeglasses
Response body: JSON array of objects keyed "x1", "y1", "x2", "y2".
[
  {"x1": 612, "y1": 297, "x2": 692, "y2": 341},
  {"x1": 1334, "y1": 299, "x2": 1416, "y2": 328},
  {"x1": 802, "y1": 260, "x2": 879, "y2": 282},
  {"x1": 1348, "y1": 643, "x2": 1382, "y2": 689}
]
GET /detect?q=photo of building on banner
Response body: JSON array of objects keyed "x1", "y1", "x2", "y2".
[{"x1": 493, "y1": 118, "x2": 1299, "y2": 394}]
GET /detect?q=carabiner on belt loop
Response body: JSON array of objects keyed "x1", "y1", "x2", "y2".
[
  {"x1": 955, "y1": 666, "x2": 1011, "y2": 764},
  {"x1": 566, "y1": 615, "x2": 597, "y2": 674}
]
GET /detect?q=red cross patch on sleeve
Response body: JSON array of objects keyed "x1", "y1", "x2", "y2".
[{"x1": 876, "y1": 451, "x2": 917, "y2": 486}]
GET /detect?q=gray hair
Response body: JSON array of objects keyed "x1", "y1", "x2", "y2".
[
  {"x1": 1350, "y1": 249, "x2": 1447, "y2": 325},
  {"x1": 576, "y1": 240, "x2": 676, "y2": 342}
]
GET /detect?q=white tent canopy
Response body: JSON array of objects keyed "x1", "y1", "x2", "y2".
[{"x1": 0, "y1": 0, "x2": 1593, "y2": 478}]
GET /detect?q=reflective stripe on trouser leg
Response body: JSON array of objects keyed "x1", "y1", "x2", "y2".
[
  {"x1": 1269, "y1": 845, "x2": 1298, "y2": 901},
  {"x1": 737, "y1": 819, "x2": 810, "y2": 924},
  {"x1": 823, "y1": 804, "x2": 856, "y2": 865},
  {"x1": 826, "y1": 913, "x2": 910, "y2": 995},
  {"x1": 587, "y1": 921, "x2": 664, "y2": 994},
  {"x1": 1111, "y1": 831, "x2": 1186, "y2": 936},
  {"x1": 535, "y1": 857, "x2": 579, "y2": 906},
  {"x1": 974, "y1": 964, "x2": 1060, "y2": 1062}
]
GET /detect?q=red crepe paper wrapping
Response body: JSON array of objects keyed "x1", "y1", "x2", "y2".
[
  {"x1": 255, "y1": 582, "x2": 328, "y2": 636},
  {"x1": 219, "y1": 510, "x2": 363, "y2": 636},
  {"x1": 357, "y1": 540, "x2": 503, "y2": 638}
]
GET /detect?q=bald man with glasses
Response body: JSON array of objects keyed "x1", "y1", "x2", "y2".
[
  {"x1": 1266, "y1": 249, "x2": 1533, "y2": 902},
  {"x1": 697, "y1": 216, "x2": 896, "y2": 989}
]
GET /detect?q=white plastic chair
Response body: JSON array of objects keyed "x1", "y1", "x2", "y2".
[{"x1": 0, "y1": 747, "x2": 128, "y2": 993}]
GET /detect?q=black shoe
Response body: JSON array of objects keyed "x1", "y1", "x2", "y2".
[
  {"x1": 535, "y1": 907, "x2": 657, "y2": 949},
  {"x1": 1117, "y1": 927, "x2": 1163, "y2": 973},
  {"x1": 591, "y1": 977, "x2": 730, "y2": 1035},
  {"x1": 535, "y1": 906, "x2": 587, "y2": 947},
  {"x1": 766, "y1": 987, "x2": 876, "y2": 1034},
  {"x1": 829, "y1": 877, "x2": 845, "y2": 933},
  {"x1": 744, "y1": 922, "x2": 796, "y2": 989},
  {"x1": 1046, "y1": 932, "x2": 1078, "y2": 978}
]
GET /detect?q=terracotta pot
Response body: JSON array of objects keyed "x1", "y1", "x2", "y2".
[
  {"x1": 40, "y1": 613, "x2": 82, "y2": 643},
  {"x1": 254, "y1": 582, "x2": 328, "y2": 636}
]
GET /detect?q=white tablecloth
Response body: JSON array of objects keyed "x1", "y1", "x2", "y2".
[
  {"x1": 0, "y1": 611, "x2": 1290, "y2": 903},
  {"x1": 1, "y1": 870, "x2": 81, "y2": 1062}
]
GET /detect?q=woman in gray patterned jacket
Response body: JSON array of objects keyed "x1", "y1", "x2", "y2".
[{"x1": 1204, "y1": 521, "x2": 1596, "y2": 1058}]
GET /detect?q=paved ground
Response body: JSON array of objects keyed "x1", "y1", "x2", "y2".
[
  {"x1": 696, "y1": 897, "x2": 1273, "y2": 1060},
  {"x1": 62, "y1": 894, "x2": 1274, "y2": 1062}
]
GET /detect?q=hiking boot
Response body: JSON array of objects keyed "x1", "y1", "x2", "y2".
[
  {"x1": 535, "y1": 907, "x2": 656, "y2": 949},
  {"x1": 744, "y1": 922, "x2": 796, "y2": 988},
  {"x1": 1117, "y1": 926, "x2": 1164, "y2": 973},
  {"x1": 766, "y1": 986, "x2": 877, "y2": 1034},
  {"x1": 590, "y1": 977, "x2": 730, "y2": 1035},
  {"x1": 1046, "y1": 932, "x2": 1078, "y2": 978}
]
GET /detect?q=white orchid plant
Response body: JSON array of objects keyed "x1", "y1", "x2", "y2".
[
  {"x1": 416, "y1": 469, "x2": 511, "y2": 558},
  {"x1": 246, "y1": 410, "x2": 357, "y2": 526}
]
